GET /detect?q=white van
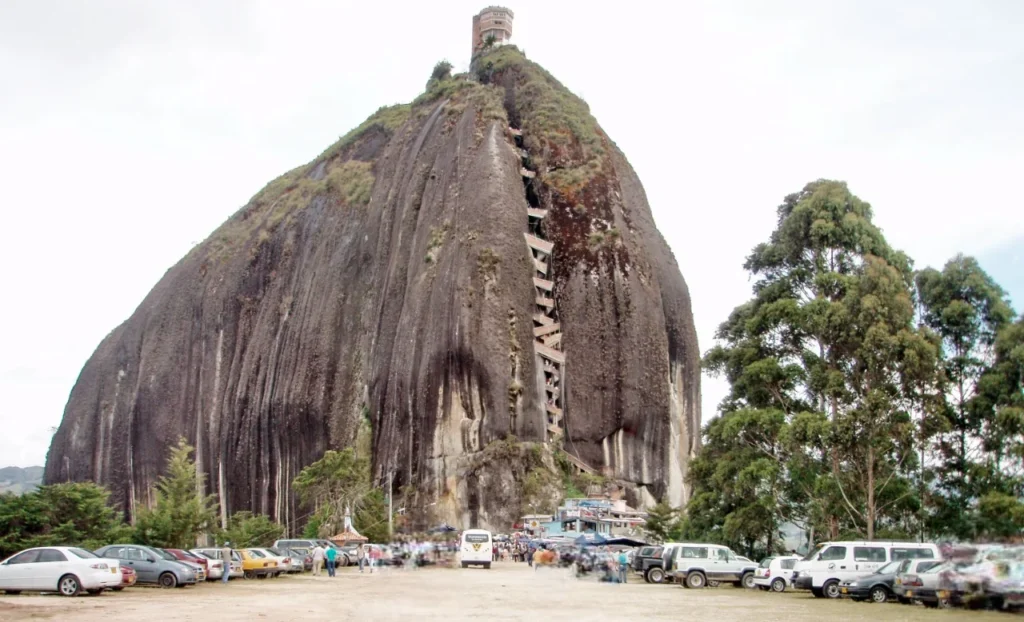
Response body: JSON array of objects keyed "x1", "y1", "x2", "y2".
[
  {"x1": 791, "y1": 541, "x2": 939, "y2": 599},
  {"x1": 460, "y1": 529, "x2": 494, "y2": 569}
]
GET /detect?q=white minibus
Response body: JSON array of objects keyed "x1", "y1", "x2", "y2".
[
  {"x1": 460, "y1": 529, "x2": 494, "y2": 569},
  {"x1": 791, "y1": 540, "x2": 939, "y2": 598}
]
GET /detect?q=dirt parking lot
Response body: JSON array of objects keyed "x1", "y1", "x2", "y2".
[{"x1": 0, "y1": 561, "x2": 1013, "y2": 621}]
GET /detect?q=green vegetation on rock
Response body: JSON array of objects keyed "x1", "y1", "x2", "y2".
[
  {"x1": 326, "y1": 160, "x2": 374, "y2": 206},
  {"x1": 473, "y1": 46, "x2": 606, "y2": 195}
]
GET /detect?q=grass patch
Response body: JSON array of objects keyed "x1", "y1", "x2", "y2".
[
  {"x1": 425, "y1": 222, "x2": 449, "y2": 263},
  {"x1": 314, "y1": 104, "x2": 411, "y2": 164},
  {"x1": 325, "y1": 160, "x2": 374, "y2": 206},
  {"x1": 478, "y1": 247, "x2": 501, "y2": 278}
]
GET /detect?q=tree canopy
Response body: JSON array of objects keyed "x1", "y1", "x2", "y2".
[{"x1": 689, "y1": 180, "x2": 1022, "y2": 555}]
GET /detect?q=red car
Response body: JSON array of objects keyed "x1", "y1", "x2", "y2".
[
  {"x1": 113, "y1": 565, "x2": 136, "y2": 591},
  {"x1": 165, "y1": 548, "x2": 217, "y2": 580}
]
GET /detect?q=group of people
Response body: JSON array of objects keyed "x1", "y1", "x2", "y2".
[
  {"x1": 501, "y1": 538, "x2": 632, "y2": 583},
  {"x1": 309, "y1": 542, "x2": 344, "y2": 576}
]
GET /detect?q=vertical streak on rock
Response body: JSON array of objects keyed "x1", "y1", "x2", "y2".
[
  {"x1": 208, "y1": 328, "x2": 226, "y2": 526},
  {"x1": 195, "y1": 339, "x2": 206, "y2": 500}
]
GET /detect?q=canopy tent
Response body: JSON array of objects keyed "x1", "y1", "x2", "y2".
[
  {"x1": 427, "y1": 523, "x2": 458, "y2": 534},
  {"x1": 604, "y1": 536, "x2": 647, "y2": 547},
  {"x1": 329, "y1": 528, "x2": 368, "y2": 544},
  {"x1": 574, "y1": 531, "x2": 608, "y2": 546}
]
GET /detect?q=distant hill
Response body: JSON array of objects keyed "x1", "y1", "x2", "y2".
[{"x1": 0, "y1": 466, "x2": 44, "y2": 494}]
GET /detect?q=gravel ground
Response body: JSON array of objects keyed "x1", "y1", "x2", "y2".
[{"x1": 0, "y1": 561, "x2": 1013, "y2": 621}]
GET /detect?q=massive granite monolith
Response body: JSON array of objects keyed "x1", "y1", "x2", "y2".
[{"x1": 45, "y1": 47, "x2": 700, "y2": 530}]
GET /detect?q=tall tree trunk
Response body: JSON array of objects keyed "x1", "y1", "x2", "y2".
[
  {"x1": 866, "y1": 443, "x2": 875, "y2": 540},
  {"x1": 830, "y1": 393, "x2": 841, "y2": 540}
]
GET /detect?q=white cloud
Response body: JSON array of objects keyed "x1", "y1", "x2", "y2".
[{"x1": 1, "y1": 0, "x2": 1021, "y2": 466}]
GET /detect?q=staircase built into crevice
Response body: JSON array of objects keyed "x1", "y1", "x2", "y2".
[{"x1": 510, "y1": 125, "x2": 565, "y2": 440}]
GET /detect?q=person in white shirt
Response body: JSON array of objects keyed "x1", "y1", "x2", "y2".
[{"x1": 311, "y1": 544, "x2": 326, "y2": 576}]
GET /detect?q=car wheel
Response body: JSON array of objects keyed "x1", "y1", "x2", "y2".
[
  {"x1": 741, "y1": 573, "x2": 756, "y2": 589},
  {"x1": 256, "y1": 573, "x2": 267, "y2": 580},
  {"x1": 339, "y1": 555, "x2": 349, "y2": 568},
  {"x1": 643, "y1": 571, "x2": 651, "y2": 584},
  {"x1": 771, "y1": 578, "x2": 786, "y2": 593},
  {"x1": 823, "y1": 580, "x2": 841, "y2": 599},
  {"x1": 461, "y1": 562, "x2": 467, "y2": 568},
  {"x1": 686, "y1": 571, "x2": 706, "y2": 589},
  {"x1": 243, "y1": 570, "x2": 255, "y2": 580},
  {"x1": 708, "y1": 580, "x2": 719, "y2": 587},
  {"x1": 4, "y1": 590, "x2": 21, "y2": 595},
  {"x1": 158, "y1": 572, "x2": 178, "y2": 589},
  {"x1": 58, "y1": 574, "x2": 82, "y2": 597},
  {"x1": 870, "y1": 586, "x2": 888, "y2": 603},
  {"x1": 485, "y1": 563, "x2": 491, "y2": 570},
  {"x1": 647, "y1": 567, "x2": 665, "y2": 584},
  {"x1": 812, "y1": 587, "x2": 824, "y2": 598}
]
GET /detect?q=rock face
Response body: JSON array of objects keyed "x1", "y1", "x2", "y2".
[{"x1": 45, "y1": 47, "x2": 700, "y2": 530}]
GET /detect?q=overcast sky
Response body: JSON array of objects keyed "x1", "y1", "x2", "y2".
[{"x1": 1, "y1": 1, "x2": 1022, "y2": 468}]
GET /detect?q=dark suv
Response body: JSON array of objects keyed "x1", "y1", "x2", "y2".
[{"x1": 631, "y1": 546, "x2": 667, "y2": 583}]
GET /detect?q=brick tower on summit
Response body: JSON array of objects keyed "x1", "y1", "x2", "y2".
[{"x1": 472, "y1": 6, "x2": 514, "y2": 57}]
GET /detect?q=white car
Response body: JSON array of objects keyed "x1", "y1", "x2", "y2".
[
  {"x1": 192, "y1": 549, "x2": 243, "y2": 579},
  {"x1": 0, "y1": 546, "x2": 122, "y2": 596},
  {"x1": 753, "y1": 555, "x2": 801, "y2": 592}
]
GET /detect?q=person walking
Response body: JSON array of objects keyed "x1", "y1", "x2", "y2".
[
  {"x1": 357, "y1": 543, "x2": 367, "y2": 573},
  {"x1": 325, "y1": 545, "x2": 337, "y2": 577},
  {"x1": 617, "y1": 549, "x2": 629, "y2": 584},
  {"x1": 220, "y1": 542, "x2": 232, "y2": 584},
  {"x1": 369, "y1": 544, "x2": 379, "y2": 573},
  {"x1": 311, "y1": 543, "x2": 325, "y2": 576}
]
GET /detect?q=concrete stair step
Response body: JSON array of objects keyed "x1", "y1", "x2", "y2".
[
  {"x1": 533, "y1": 322, "x2": 560, "y2": 337},
  {"x1": 524, "y1": 233, "x2": 553, "y2": 254}
]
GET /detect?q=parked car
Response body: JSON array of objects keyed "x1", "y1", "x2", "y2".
[
  {"x1": 113, "y1": 565, "x2": 136, "y2": 591},
  {"x1": 791, "y1": 541, "x2": 940, "y2": 599},
  {"x1": 236, "y1": 549, "x2": 279, "y2": 579},
  {"x1": 271, "y1": 547, "x2": 309, "y2": 572},
  {"x1": 94, "y1": 544, "x2": 198, "y2": 588},
  {"x1": 753, "y1": 555, "x2": 801, "y2": 592},
  {"x1": 166, "y1": 548, "x2": 223, "y2": 580},
  {"x1": 897, "y1": 560, "x2": 952, "y2": 608},
  {"x1": 316, "y1": 540, "x2": 353, "y2": 567},
  {"x1": 282, "y1": 547, "x2": 313, "y2": 572},
  {"x1": 272, "y1": 539, "x2": 353, "y2": 567},
  {"x1": 841, "y1": 558, "x2": 941, "y2": 603},
  {"x1": 155, "y1": 549, "x2": 206, "y2": 581},
  {"x1": 246, "y1": 549, "x2": 288, "y2": 577},
  {"x1": 264, "y1": 549, "x2": 303, "y2": 573},
  {"x1": 630, "y1": 545, "x2": 666, "y2": 583},
  {"x1": 0, "y1": 546, "x2": 122, "y2": 596},
  {"x1": 668, "y1": 543, "x2": 758, "y2": 589},
  {"x1": 192, "y1": 548, "x2": 243, "y2": 579}
]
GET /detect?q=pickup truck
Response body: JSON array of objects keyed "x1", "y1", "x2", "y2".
[{"x1": 631, "y1": 546, "x2": 667, "y2": 583}]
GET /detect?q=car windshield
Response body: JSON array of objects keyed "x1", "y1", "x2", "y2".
[
  {"x1": 248, "y1": 550, "x2": 265, "y2": 558},
  {"x1": 759, "y1": 557, "x2": 774, "y2": 568},
  {"x1": 874, "y1": 560, "x2": 901, "y2": 575},
  {"x1": 153, "y1": 548, "x2": 177, "y2": 561},
  {"x1": 269, "y1": 547, "x2": 285, "y2": 555},
  {"x1": 194, "y1": 551, "x2": 214, "y2": 560},
  {"x1": 803, "y1": 544, "x2": 824, "y2": 561},
  {"x1": 68, "y1": 548, "x2": 99, "y2": 559},
  {"x1": 922, "y1": 562, "x2": 949, "y2": 574}
]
